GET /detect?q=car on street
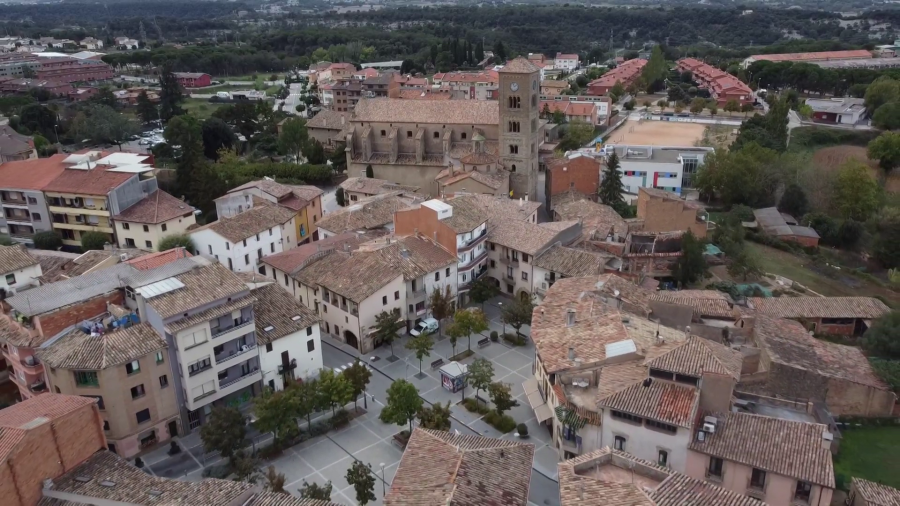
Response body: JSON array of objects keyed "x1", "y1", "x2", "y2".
[{"x1": 410, "y1": 318, "x2": 439, "y2": 337}]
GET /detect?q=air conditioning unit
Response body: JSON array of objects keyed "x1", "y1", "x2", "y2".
[
  {"x1": 25, "y1": 355, "x2": 34, "y2": 366},
  {"x1": 544, "y1": 273, "x2": 550, "y2": 280},
  {"x1": 119, "y1": 253, "x2": 129, "y2": 261},
  {"x1": 703, "y1": 422, "x2": 716, "y2": 434}
]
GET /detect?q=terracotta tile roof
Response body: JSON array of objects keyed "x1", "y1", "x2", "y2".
[
  {"x1": 228, "y1": 179, "x2": 295, "y2": 199},
  {"x1": 42, "y1": 168, "x2": 134, "y2": 196},
  {"x1": 533, "y1": 243, "x2": 612, "y2": 277},
  {"x1": 385, "y1": 428, "x2": 534, "y2": 506},
  {"x1": 750, "y1": 49, "x2": 872, "y2": 62},
  {"x1": 193, "y1": 202, "x2": 296, "y2": 243},
  {"x1": 41, "y1": 450, "x2": 255, "y2": 505},
  {"x1": 439, "y1": 198, "x2": 490, "y2": 233},
  {"x1": 398, "y1": 89, "x2": 452, "y2": 100},
  {"x1": 598, "y1": 378, "x2": 698, "y2": 427},
  {"x1": 38, "y1": 248, "x2": 148, "y2": 284},
  {"x1": 0, "y1": 393, "x2": 96, "y2": 428},
  {"x1": 307, "y1": 110, "x2": 348, "y2": 130},
  {"x1": 318, "y1": 192, "x2": 419, "y2": 234},
  {"x1": 250, "y1": 492, "x2": 343, "y2": 506},
  {"x1": 589, "y1": 59, "x2": 647, "y2": 88},
  {"x1": 0, "y1": 153, "x2": 67, "y2": 190},
  {"x1": 753, "y1": 315, "x2": 890, "y2": 391},
  {"x1": 395, "y1": 235, "x2": 457, "y2": 276},
  {"x1": 145, "y1": 262, "x2": 249, "y2": 319},
  {"x1": 295, "y1": 248, "x2": 403, "y2": 302},
  {"x1": 852, "y1": 478, "x2": 900, "y2": 506},
  {"x1": 36, "y1": 322, "x2": 165, "y2": 370},
  {"x1": 288, "y1": 185, "x2": 324, "y2": 202},
  {"x1": 352, "y1": 98, "x2": 499, "y2": 125},
  {"x1": 0, "y1": 244, "x2": 38, "y2": 275},
  {"x1": 652, "y1": 472, "x2": 768, "y2": 506},
  {"x1": 125, "y1": 248, "x2": 192, "y2": 271},
  {"x1": 689, "y1": 411, "x2": 835, "y2": 487},
  {"x1": 554, "y1": 198, "x2": 628, "y2": 237},
  {"x1": 542, "y1": 80, "x2": 569, "y2": 88},
  {"x1": 533, "y1": 275, "x2": 682, "y2": 373},
  {"x1": 488, "y1": 218, "x2": 567, "y2": 255},
  {"x1": 340, "y1": 177, "x2": 421, "y2": 196},
  {"x1": 261, "y1": 231, "x2": 381, "y2": 274},
  {"x1": 251, "y1": 283, "x2": 319, "y2": 345},
  {"x1": 651, "y1": 291, "x2": 735, "y2": 319},
  {"x1": 0, "y1": 426, "x2": 27, "y2": 463},
  {"x1": 748, "y1": 296, "x2": 890, "y2": 319},
  {"x1": 646, "y1": 336, "x2": 743, "y2": 380},
  {"x1": 163, "y1": 296, "x2": 255, "y2": 334},
  {"x1": 114, "y1": 190, "x2": 195, "y2": 224},
  {"x1": 0, "y1": 314, "x2": 42, "y2": 347},
  {"x1": 432, "y1": 70, "x2": 499, "y2": 84},
  {"x1": 500, "y1": 57, "x2": 541, "y2": 74}
]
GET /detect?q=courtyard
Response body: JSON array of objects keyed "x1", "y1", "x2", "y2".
[
  {"x1": 139, "y1": 297, "x2": 561, "y2": 506},
  {"x1": 605, "y1": 118, "x2": 707, "y2": 146}
]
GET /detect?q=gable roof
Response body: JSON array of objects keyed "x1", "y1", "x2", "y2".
[
  {"x1": 533, "y1": 244, "x2": 611, "y2": 277},
  {"x1": 251, "y1": 283, "x2": 319, "y2": 345},
  {"x1": 114, "y1": 190, "x2": 195, "y2": 224},
  {"x1": 36, "y1": 322, "x2": 165, "y2": 370},
  {"x1": 646, "y1": 335, "x2": 743, "y2": 380},
  {"x1": 499, "y1": 57, "x2": 541, "y2": 74},
  {"x1": 651, "y1": 291, "x2": 735, "y2": 319},
  {"x1": 689, "y1": 411, "x2": 835, "y2": 487},
  {"x1": 144, "y1": 262, "x2": 248, "y2": 319},
  {"x1": 0, "y1": 153, "x2": 67, "y2": 191},
  {"x1": 597, "y1": 379, "x2": 699, "y2": 428},
  {"x1": 353, "y1": 98, "x2": 499, "y2": 125},
  {"x1": 852, "y1": 478, "x2": 900, "y2": 506},
  {"x1": 42, "y1": 167, "x2": 134, "y2": 196},
  {"x1": 0, "y1": 244, "x2": 38, "y2": 275},
  {"x1": 385, "y1": 428, "x2": 534, "y2": 506},
  {"x1": 261, "y1": 231, "x2": 378, "y2": 274},
  {"x1": 192, "y1": 202, "x2": 296, "y2": 243},
  {"x1": 748, "y1": 296, "x2": 890, "y2": 319},
  {"x1": 317, "y1": 192, "x2": 418, "y2": 235}
]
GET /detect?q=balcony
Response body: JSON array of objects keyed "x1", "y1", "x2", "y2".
[
  {"x1": 407, "y1": 288, "x2": 426, "y2": 300},
  {"x1": 457, "y1": 228, "x2": 487, "y2": 253},
  {"x1": 560, "y1": 437, "x2": 582, "y2": 454},
  {"x1": 500, "y1": 256, "x2": 520, "y2": 267},
  {"x1": 215, "y1": 342, "x2": 257, "y2": 366},
  {"x1": 20, "y1": 355, "x2": 43, "y2": 374},
  {"x1": 188, "y1": 363, "x2": 213, "y2": 377},
  {"x1": 29, "y1": 379, "x2": 46, "y2": 392},
  {"x1": 219, "y1": 367, "x2": 260, "y2": 389},
  {"x1": 211, "y1": 319, "x2": 252, "y2": 339},
  {"x1": 193, "y1": 389, "x2": 217, "y2": 403},
  {"x1": 458, "y1": 249, "x2": 488, "y2": 272},
  {"x1": 459, "y1": 265, "x2": 488, "y2": 291}
]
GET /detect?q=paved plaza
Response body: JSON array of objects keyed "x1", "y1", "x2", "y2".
[{"x1": 139, "y1": 298, "x2": 561, "y2": 506}]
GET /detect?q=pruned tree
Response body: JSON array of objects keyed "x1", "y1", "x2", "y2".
[
  {"x1": 417, "y1": 401, "x2": 452, "y2": 431},
  {"x1": 278, "y1": 117, "x2": 308, "y2": 163},
  {"x1": 447, "y1": 308, "x2": 488, "y2": 352},
  {"x1": 299, "y1": 480, "x2": 333, "y2": 501},
  {"x1": 252, "y1": 387, "x2": 299, "y2": 449},
  {"x1": 468, "y1": 278, "x2": 499, "y2": 310},
  {"x1": 467, "y1": 358, "x2": 494, "y2": 405},
  {"x1": 158, "y1": 234, "x2": 195, "y2": 253},
  {"x1": 379, "y1": 379, "x2": 422, "y2": 434},
  {"x1": 343, "y1": 360, "x2": 372, "y2": 412},
  {"x1": 264, "y1": 466, "x2": 286, "y2": 494},
  {"x1": 231, "y1": 450, "x2": 261, "y2": 483},
  {"x1": 317, "y1": 368, "x2": 353, "y2": 417},
  {"x1": 345, "y1": 461, "x2": 376, "y2": 506},
  {"x1": 200, "y1": 406, "x2": 246, "y2": 463},
  {"x1": 427, "y1": 285, "x2": 454, "y2": 338},
  {"x1": 671, "y1": 230, "x2": 709, "y2": 288},
  {"x1": 293, "y1": 378, "x2": 319, "y2": 428},
  {"x1": 372, "y1": 309, "x2": 404, "y2": 359},
  {"x1": 488, "y1": 382, "x2": 519, "y2": 416},
  {"x1": 501, "y1": 296, "x2": 535, "y2": 336},
  {"x1": 405, "y1": 334, "x2": 434, "y2": 375}
]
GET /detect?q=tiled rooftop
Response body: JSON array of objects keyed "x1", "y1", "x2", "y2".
[
  {"x1": 533, "y1": 244, "x2": 612, "y2": 277},
  {"x1": 36, "y1": 322, "x2": 165, "y2": 370},
  {"x1": 261, "y1": 231, "x2": 381, "y2": 274},
  {"x1": 113, "y1": 190, "x2": 195, "y2": 224},
  {"x1": 748, "y1": 296, "x2": 890, "y2": 319},
  {"x1": 0, "y1": 244, "x2": 38, "y2": 275},
  {"x1": 318, "y1": 192, "x2": 420, "y2": 234},
  {"x1": 251, "y1": 283, "x2": 319, "y2": 345},
  {"x1": 193, "y1": 201, "x2": 296, "y2": 243},
  {"x1": 42, "y1": 167, "x2": 135, "y2": 196},
  {"x1": 597, "y1": 378, "x2": 699, "y2": 427},
  {"x1": 339, "y1": 176, "x2": 421, "y2": 196},
  {"x1": 646, "y1": 336, "x2": 743, "y2": 380},
  {"x1": 488, "y1": 218, "x2": 569, "y2": 255},
  {"x1": 352, "y1": 97, "x2": 499, "y2": 125},
  {"x1": 851, "y1": 478, "x2": 900, "y2": 506},
  {"x1": 145, "y1": 262, "x2": 249, "y2": 320},
  {"x1": 553, "y1": 198, "x2": 628, "y2": 237},
  {"x1": 651, "y1": 290, "x2": 735, "y2": 319}
]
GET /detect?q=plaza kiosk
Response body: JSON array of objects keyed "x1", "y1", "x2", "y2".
[{"x1": 440, "y1": 361, "x2": 468, "y2": 393}]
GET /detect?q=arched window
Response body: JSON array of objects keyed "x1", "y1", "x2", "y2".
[
  {"x1": 508, "y1": 96, "x2": 521, "y2": 109},
  {"x1": 511, "y1": 164, "x2": 517, "y2": 172},
  {"x1": 508, "y1": 121, "x2": 520, "y2": 133}
]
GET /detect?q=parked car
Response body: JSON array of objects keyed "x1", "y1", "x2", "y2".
[{"x1": 410, "y1": 318, "x2": 439, "y2": 337}]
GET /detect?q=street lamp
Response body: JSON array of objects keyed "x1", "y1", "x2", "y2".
[
  {"x1": 497, "y1": 302, "x2": 506, "y2": 335},
  {"x1": 379, "y1": 462, "x2": 386, "y2": 496}
]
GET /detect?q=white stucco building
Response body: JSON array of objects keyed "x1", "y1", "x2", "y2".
[
  {"x1": 0, "y1": 244, "x2": 41, "y2": 295},
  {"x1": 555, "y1": 53, "x2": 580, "y2": 71}
]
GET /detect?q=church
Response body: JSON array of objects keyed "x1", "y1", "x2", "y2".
[{"x1": 343, "y1": 57, "x2": 543, "y2": 199}]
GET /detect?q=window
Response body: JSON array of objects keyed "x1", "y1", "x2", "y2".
[
  {"x1": 32, "y1": 213, "x2": 41, "y2": 221},
  {"x1": 269, "y1": 228, "x2": 273, "y2": 236},
  {"x1": 394, "y1": 290, "x2": 399, "y2": 300},
  {"x1": 307, "y1": 327, "x2": 313, "y2": 336},
  {"x1": 5, "y1": 273, "x2": 15, "y2": 285},
  {"x1": 226, "y1": 243, "x2": 230, "y2": 250},
  {"x1": 244, "y1": 254, "x2": 250, "y2": 265},
  {"x1": 613, "y1": 436, "x2": 626, "y2": 451},
  {"x1": 508, "y1": 96, "x2": 521, "y2": 109},
  {"x1": 307, "y1": 339, "x2": 315, "y2": 352},
  {"x1": 135, "y1": 408, "x2": 151, "y2": 424},
  {"x1": 145, "y1": 240, "x2": 152, "y2": 249},
  {"x1": 122, "y1": 222, "x2": 130, "y2": 230},
  {"x1": 646, "y1": 419, "x2": 678, "y2": 434},
  {"x1": 159, "y1": 375, "x2": 168, "y2": 388},
  {"x1": 243, "y1": 239, "x2": 247, "y2": 247},
  {"x1": 508, "y1": 121, "x2": 520, "y2": 133},
  {"x1": 446, "y1": 268, "x2": 450, "y2": 277},
  {"x1": 490, "y1": 243, "x2": 495, "y2": 251},
  {"x1": 380, "y1": 130, "x2": 386, "y2": 136},
  {"x1": 509, "y1": 144, "x2": 519, "y2": 154},
  {"x1": 75, "y1": 371, "x2": 99, "y2": 387},
  {"x1": 750, "y1": 468, "x2": 766, "y2": 490},
  {"x1": 271, "y1": 243, "x2": 275, "y2": 253},
  {"x1": 610, "y1": 410, "x2": 642, "y2": 424},
  {"x1": 228, "y1": 258, "x2": 233, "y2": 270},
  {"x1": 490, "y1": 260, "x2": 495, "y2": 268},
  {"x1": 407, "y1": 130, "x2": 412, "y2": 138},
  {"x1": 434, "y1": 272, "x2": 439, "y2": 281},
  {"x1": 707, "y1": 457, "x2": 724, "y2": 478},
  {"x1": 461, "y1": 132, "x2": 467, "y2": 140},
  {"x1": 522, "y1": 272, "x2": 528, "y2": 281},
  {"x1": 182, "y1": 330, "x2": 207, "y2": 349},
  {"x1": 218, "y1": 370, "x2": 228, "y2": 380},
  {"x1": 143, "y1": 225, "x2": 149, "y2": 232},
  {"x1": 130, "y1": 384, "x2": 146, "y2": 399},
  {"x1": 155, "y1": 351, "x2": 164, "y2": 364},
  {"x1": 103, "y1": 420, "x2": 110, "y2": 430},
  {"x1": 258, "y1": 248, "x2": 263, "y2": 260},
  {"x1": 188, "y1": 357, "x2": 212, "y2": 376},
  {"x1": 658, "y1": 450, "x2": 668, "y2": 467},
  {"x1": 382, "y1": 295, "x2": 387, "y2": 305},
  {"x1": 208, "y1": 245, "x2": 213, "y2": 255},
  {"x1": 794, "y1": 481, "x2": 812, "y2": 502},
  {"x1": 433, "y1": 131, "x2": 439, "y2": 138},
  {"x1": 266, "y1": 343, "x2": 273, "y2": 352},
  {"x1": 256, "y1": 234, "x2": 260, "y2": 241},
  {"x1": 161, "y1": 223, "x2": 167, "y2": 232}
]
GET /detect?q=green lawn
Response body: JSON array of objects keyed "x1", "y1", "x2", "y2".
[
  {"x1": 182, "y1": 98, "x2": 228, "y2": 120},
  {"x1": 834, "y1": 426, "x2": 900, "y2": 489}
]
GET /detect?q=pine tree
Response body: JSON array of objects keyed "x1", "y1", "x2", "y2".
[
  {"x1": 475, "y1": 40, "x2": 485, "y2": 63},
  {"x1": 493, "y1": 40, "x2": 506, "y2": 61},
  {"x1": 136, "y1": 90, "x2": 156, "y2": 125},
  {"x1": 157, "y1": 64, "x2": 184, "y2": 122},
  {"x1": 598, "y1": 152, "x2": 628, "y2": 215}
]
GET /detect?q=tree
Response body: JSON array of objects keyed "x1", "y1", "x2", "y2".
[
  {"x1": 598, "y1": 151, "x2": 627, "y2": 215},
  {"x1": 777, "y1": 184, "x2": 809, "y2": 218},
  {"x1": 264, "y1": 466, "x2": 287, "y2": 494},
  {"x1": 868, "y1": 131, "x2": 900, "y2": 174},
  {"x1": 727, "y1": 248, "x2": 763, "y2": 281},
  {"x1": 343, "y1": 360, "x2": 372, "y2": 412},
  {"x1": 610, "y1": 82, "x2": 625, "y2": 102},
  {"x1": 365, "y1": 164, "x2": 374, "y2": 178},
  {"x1": 863, "y1": 312, "x2": 900, "y2": 359},
  {"x1": 467, "y1": 358, "x2": 493, "y2": 405},
  {"x1": 231, "y1": 451, "x2": 261, "y2": 483},
  {"x1": 488, "y1": 382, "x2": 519, "y2": 416},
  {"x1": 201, "y1": 118, "x2": 236, "y2": 160},
  {"x1": 640, "y1": 45, "x2": 668, "y2": 93},
  {"x1": 671, "y1": 230, "x2": 708, "y2": 288},
  {"x1": 164, "y1": 115, "x2": 219, "y2": 213},
  {"x1": 468, "y1": 278, "x2": 499, "y2": 310},
  {"x1": 80, "y1": 231, "x2": 109, "y2": 251},
  {"x1": 657, "y1": 99, "x2": 668, "y2": 108},
  {"x1": 724, "y1": 99, "x2": 740, "y2": 115},
  {"x1": 379, "y1": 379, "x2": 422, "y2": 433},
  {"x1": 405, "y1": 334, "x2": 434, "y2": 375},
  {"x1": 317, "y1": 368, "x2": 353, "y2": 417},
  {"x1": 278, "y1": 118, "x2": 308, "y2": 163},
  {"x1": 158, "y1": 234, "x2": 195, "y2": 253},
  {"x1": 690, "y1": 97, "x2": 706, "y2": 114},
  {"x1": 305, "y1": 139, "x2": 326, "y2": 164},
  {"x1": 293, "y1": 379, "x2": 320, "y2": 428},
  {"x1": 557, "y1": 118, "x2": 595, "y2": 151},
  {"x1": 32, "y1": 231, "x2": 62, "y2": 250},
  {"x1": 447, "y1": 308, "x2": 488, "y2": 352},
  {"x1": 741, "y1": 103, "x2": 755, "y2": 116},
  {"x1": 299, "y1": 480, "x2": 333, "y2": 501},
  {"x1": 417, "y1": 401, "x2": 452, "y2": 431},
  {"x1": 253, "y1": 388, "x2": 298, "y2": 449},
  {"x1": 335, "y1": 187, "x2": 346, "y2": 207},
  {"x1": 0, "y1": 235, "x2": 15, "y2": 246},
  {"x1": 834, "y1": 160, "x2": 881, "y2": 222},
  {"x1": 551, "y1": 109, "x2": 567, "y2": 125},
  {"x1": 501, "y1": 296, "x2": 535, "y2": 336},
  {"x1": 864, "y1": 77, "x2": 900, "y2": 114},
  {"x1": 158, "y1": 64, "x2": 185, "y2": 122},
  {"x1": 91, "y1": 86, "x2": 118, "y2": 109},
  {"x1": 493, "y1": 40, "x2": 506, "y2": 61},
  {"x1": 372, "y1": 309, "x2": 404, "y2": 358},
  {"x1": 200, "y1": 406, "x2": 246, "y2": 462},
  {"x1": 346, "y1": 461, "x2": 376, "y2": 506},
  {"x1": 72, "y1": 105, "x2": 138, "y2": 150},
  {"x1": 428, "y1": 285, "x2": 454, "y2": 338},
  {"x1": 135, "y1": 91, "x2": 158, "y2": 125}
]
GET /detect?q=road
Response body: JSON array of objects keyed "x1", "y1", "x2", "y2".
[{"x1": 280, "y1": 82, "x2": 306, "y2": 115}]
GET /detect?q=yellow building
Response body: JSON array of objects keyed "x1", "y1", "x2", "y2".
[
  {"x1": 215, "y1": 179, "x2": 325, "y2": 244},
  {"x1": 112, "y1": 190, "x2": 197, "y2": 251}
]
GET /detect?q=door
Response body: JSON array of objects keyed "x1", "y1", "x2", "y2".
[{"x1": 168, "y1": 420, "x2": 178, "y2": 437}]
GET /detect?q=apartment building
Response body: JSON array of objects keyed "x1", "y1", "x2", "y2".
[
  {"x1": 42, "y1": 152, "x2": 159, "y2": 248},
  {"x1": 0, "y1": 153, "x2": 67, "y2": 244},
  {"x1": 676, "y1": 58, "x2": 753, "y2": 107},
  {"x1": 216, "y1": 179, "x2": 324, "y2": 244},
  {"x1": 554, "y1": 53, "x2": 580, "y2": 71},
  {"x1": 37, "y1": 321, "x2": 180, "y2": 457},
  {"x1": 113, "y1": 190, "x2": 197, "y2": 251},
  {"x1": 686, "y1": 411, "x2": 835, "y2": 506},
  {"x1": 431, "y1": 70, "x2": 500, "y2": 100},
  {"x1": 741, "y1": 49, "x2": 873, "y2": 68},
  {"x1": 251, "y1": 282, "x2": 322, "y2": 391},
  {"x1": 0, "y1": 394, "x2": 107, "y2": 506},
  {"x1": 587, "y1": 58, "x2": 647, "y2": 96},
  {"x1": 190, "y1": 201, "x2": 297, "y2": 273},
  {"x1": 136, "y1": 261, "x2": 260, "y2": 431}
]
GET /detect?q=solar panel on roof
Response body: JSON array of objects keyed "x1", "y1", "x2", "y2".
[{"x1": 136, "y1": 278, "x2": 185, "y2": 298}]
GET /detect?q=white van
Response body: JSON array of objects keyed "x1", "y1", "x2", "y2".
[{"x1": 410, "y1": 318, "x2": 439, "y2": 337}]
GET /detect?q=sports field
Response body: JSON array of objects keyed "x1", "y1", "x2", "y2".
[{"x1": 605, "y1": 119, "x2": 707, "y2": 146}]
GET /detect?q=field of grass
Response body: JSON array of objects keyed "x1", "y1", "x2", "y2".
[
  {"x1": 744, "y1": 243, "x2": 900, "y2": 307},
  {"x1": 834, "y1": 426, "x2": 900, "y2": 489},
  {"x1": 182, "y1": 98, "x2": 228, "y2": 120}
]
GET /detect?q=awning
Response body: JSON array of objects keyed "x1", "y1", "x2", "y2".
[
  {"x1": 535, "y1": 403, "x2": 554, "y2": 423},
  {"x1": 523, "y1": 379, "x2": 554, "y2": 423}
]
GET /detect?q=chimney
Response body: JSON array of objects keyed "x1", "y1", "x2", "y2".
[
  {"x1": 568, "y1": 347, "x2": 575, "y2": 360},
  {"x1": 519, "y1": 197, "x2": 523, "y2": 207},
  {"x1": 822, "y1": 431, "x2": 833, "y2": 451},
  {"x1": 566, "y1": 309, "x2": 575, "y2": 327},
  {"x1": 449, "y1": 163, "x2": 455, "y2": 177},
  {"x1": 341, "y1": 114, "x2": 346, "y2": 126},
  {"x1": 525, "y1": 193, "x2": 529, "y2": 202},
  {"x1": 685, "y1": 325, "x2": 691, "y2": 335}
]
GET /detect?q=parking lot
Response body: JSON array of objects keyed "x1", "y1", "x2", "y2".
[{"x1": 140, "y1": 299, "x2": 561, "y2": 505}]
